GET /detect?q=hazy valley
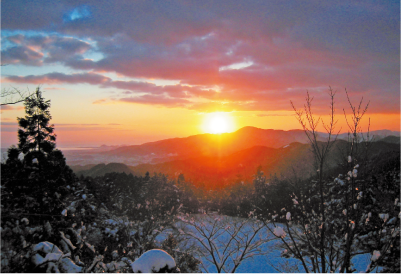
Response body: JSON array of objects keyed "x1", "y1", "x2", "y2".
[{"x1": 65, "y1": 127, "x2": 400, "y2": 184}]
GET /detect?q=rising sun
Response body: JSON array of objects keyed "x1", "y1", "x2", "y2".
[{"x1": 203, "y1": 112, "x2": 235, "y2": 134}]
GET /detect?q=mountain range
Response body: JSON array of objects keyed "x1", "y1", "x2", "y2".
[
  {"x1": 70, "y1": 127, "x2": 400, "y2": 186},
  {"x1": 102, "y1": 127, "x2": 312, "y2": 160}
]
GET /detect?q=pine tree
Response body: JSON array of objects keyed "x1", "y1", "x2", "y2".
[
  {"x1": 17, "y1": 87, "x2": 56, "y2": 166},
  {"x1": 4, "y1": 88, "x2": 75, "y2": 191}
]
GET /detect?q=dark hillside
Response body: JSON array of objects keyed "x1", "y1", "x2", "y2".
[
  {"x1": 73, "y1": 140, "x2": 400, "y2": 187},
  {"x1": 379, "y1": 135, "x2": 400, "y2": 144},
  {"x1": 75, "y1": 162, "x2": 135, "y2": 177},
  {"x1": 129, "y1": 143, "x2": 315, "y2": 187}
]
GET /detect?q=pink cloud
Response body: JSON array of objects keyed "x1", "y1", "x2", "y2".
[
  {"x1": 5, "y1": 72, "x2": 111, "y2": 85},
  {"x1": 3, "y1": 34, "x2": 92, "y2": 66},
  {"x1": 119, "y1": 95, "x2": 190, "y2": 108},
  {"x1": 1, "y1": 2, "x2": 398, "y2": 114},
  {"x1": 1, "y1": 105, "x2": 14, "y2": 111},
  {"x1": 3, "y1": 70, "x2": 399, "y2": 114}
]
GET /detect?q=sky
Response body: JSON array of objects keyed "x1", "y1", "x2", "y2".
[{"x1": 1, "y1": 0, "x2": 400, "y2": 148}]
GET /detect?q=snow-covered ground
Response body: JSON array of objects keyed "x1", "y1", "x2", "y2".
[
  {"x1": 157, "y1": 214, "x2": 372, "y2": 273},
  {"x1": 131, "y1": 249, "x2": 176, "y2": 273}
]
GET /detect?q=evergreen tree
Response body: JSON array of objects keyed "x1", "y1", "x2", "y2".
[
  {"x1": 5, "y1": 87, "x2": 74, "y2": 191},
  {"x1": 17, "y1": 87, "x2": 56, "y2": 166}
]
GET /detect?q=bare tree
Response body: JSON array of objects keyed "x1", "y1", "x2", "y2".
[
  {"x1": 1, "y1": 86, "x2": 34, "y2": 106},
  {"x1": 176, "y1": 214, "x2": 273, "y2": 273},
  {"x1": 289, "y1": 87, "x2": 340, "y2": 272},
  {"x1": 1, "y1": 63, "x2": 33, "y2": 106},
  {"x1": 263, "y1": 88, "x2": 400, "y2": 273}
]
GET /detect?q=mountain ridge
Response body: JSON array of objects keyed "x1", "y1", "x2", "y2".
[
  {"x1": 103, "y1": 127, "x2": 320, "y2": 160},
  {"x1": 101, "y1": 126, "x2": 399, "y2": 162},
  {"x1": 73, "y1": 139, "x2": 400, "y2": 188},
  {"x1": 63, "y1": 127, "x2": 399, "y2": 167}
]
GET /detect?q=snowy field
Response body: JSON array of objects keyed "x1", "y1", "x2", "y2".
[{"x1": 157, "y1": 214, "x2": 372, "y2": 273}]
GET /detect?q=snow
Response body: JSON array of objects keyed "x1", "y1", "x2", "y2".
[
  {"x1": 379, "y1": 213, "x2": 389, "y2": 222},
  {"x1": 273, "y1": 226, "x2": 286, "y2": 238},
  {"x1": 352, "y1": 169, "x2": 358, "y2": 178},
  {"x1": 371, "y1": 250, "x2": 380, "y2": 262},
  {"x1": 131, "y1": 249, "x2": 176, "y2": 273},
  {"x1": 21, "y1": 218, "x2": 29, "y2": 225},
  {"x1": 33, "y1": 242, "x2": 63, "y2": 255},
  {"x1": 31, "y1": 241, "x2": 75, "y2": 272},
  {"x1": 104, "y1": 219, "x2": 119, "y2": 226},
  {"x1": 105, "y1": 227, "x2": 119, "y2": 237},
  {"x1": 43, "y1": 252, "x2": 63, "y2": 262}
]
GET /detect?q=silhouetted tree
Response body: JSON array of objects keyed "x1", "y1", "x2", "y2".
[
  {"x1": 3, "y1": 87, "x2": 74, "y2": 212},
  {"x1": 16, "y1": 87, "x2": 56, "y2": 167}
]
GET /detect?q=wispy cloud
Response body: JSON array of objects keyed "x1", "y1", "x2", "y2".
[{"x1": 0, "y1": 105, "x2": 24, "y2": 111}]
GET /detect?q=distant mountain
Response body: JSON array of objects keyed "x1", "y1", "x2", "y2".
[
  {"x1": 73, "y1": 142, "x2": 315, "y2": 181},
  {"x1": 74, "y1": 139, "x2": 400, "y2": 189},
  {"x1": 66, "y1": 127, "x2": 400, "y2": 172},
  {"x1": 369, "y1": 130, "x2": 400, "y2": 137},
  {"x1": 320, "y1": 130, "x2": 401, "y2": 141},
  {"x1": 103, "y1": 127, "x2": 321, "y2": 161},
  {"x1": 70, "y1": 164, "x2": 98, "y2": 173},
  {"x1": 104, "y1": 127, "x2": 400, "y2": 162}
]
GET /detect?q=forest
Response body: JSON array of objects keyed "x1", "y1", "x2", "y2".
[{"x1": 1, "y1": 89, "x2": 400, "y2": 273}]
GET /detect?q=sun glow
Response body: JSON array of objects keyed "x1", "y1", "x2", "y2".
[{"x1": 203, "y1": 112, "x2": 235, "y2": 134}]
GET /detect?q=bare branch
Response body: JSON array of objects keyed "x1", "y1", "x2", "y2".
[
  {"x1": 1, "y1": 86, "x2": 35, "y2": 106},
  {"x1": 177, "y1": 214, "x2": 271, "y2": 273}
]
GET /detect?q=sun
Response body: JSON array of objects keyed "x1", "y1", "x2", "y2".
[{"x1": 203, "y1": 112, "x2": 235, "y2": 134}]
